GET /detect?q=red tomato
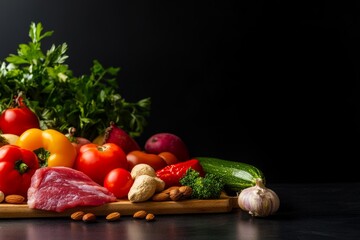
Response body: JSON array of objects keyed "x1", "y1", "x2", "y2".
[
  {"x1": 74, "y1": 143, "x2": 128, "y2": 185},
  {"x1": 126, "y1": 150, "x2": 167, "y2": 171},
  {"x1": 104, "y1": 168, "x2": 134, "y2": 199},
  {"x1": 0, "y1": 96, "x2": 40, "y2": 136}
]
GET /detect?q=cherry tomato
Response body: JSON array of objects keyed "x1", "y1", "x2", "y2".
[
  {"x1": 158, "y1": 152, "x2": 179, "y2": 165},
  {"x1": 104, "y1": 168, "x2": 134, "y2": 199},
  {"x1": 0, "y1": 96, "x2": 40, "y2": 136},
  {"x1": 74, "y1": 143, "x2": 128, "y2": 185},
  {"x1": 126, "y1": 150, "x2": 167, "y2": 171}
]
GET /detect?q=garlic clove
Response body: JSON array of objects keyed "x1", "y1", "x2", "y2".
[{"x1": 238, "y1": 178, "x2": 280, "y2": 217}]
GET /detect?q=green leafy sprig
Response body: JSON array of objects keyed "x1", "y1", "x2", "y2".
[
  {"x1": 180, "y1": 168, "x2": 225, "y2": 199},
  {"x1": 0, "y1": 22, "x2": 151, "y2": 140}
]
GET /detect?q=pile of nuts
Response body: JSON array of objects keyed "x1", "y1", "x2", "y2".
[
  {"x1": 133, "y1": 210, "x2": 155, "y2": 221},
  {"x1": 127, "y1": 164, "x2": 194, "y2": 203},
  {"x1": 152, "y1": 186, "x2": 193, "y2": 201},
  {"x1": 71, "y1": 211, "x2": 98, "y2": 222},
  {"x1": 70, "y1": 210, "x2": 156, "y2": 223}
]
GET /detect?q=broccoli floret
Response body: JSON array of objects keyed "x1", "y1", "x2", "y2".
[{"x1": 179, "y1": 168, "x2": 225, "y2": 199}]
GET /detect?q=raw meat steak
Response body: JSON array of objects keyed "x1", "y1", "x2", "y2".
[{"x1": 28, "y1": 167, "x2": 117, "y2": 212}]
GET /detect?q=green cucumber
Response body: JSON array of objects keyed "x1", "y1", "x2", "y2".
[{"x1": 196, "y1": 157, "x2": 265, "y2": 192}]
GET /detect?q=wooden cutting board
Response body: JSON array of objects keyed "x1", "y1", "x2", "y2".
[{"x1": 0, "y1": 196, "x2": 239, "y2": 219}]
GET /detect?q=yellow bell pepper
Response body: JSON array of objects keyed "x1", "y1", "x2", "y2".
[{"x1": 15, "y1": 128, "x2": 77, "y2": 168}]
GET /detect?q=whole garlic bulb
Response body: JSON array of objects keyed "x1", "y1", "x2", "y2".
[{"x1": 238, "y1": 179, "x2": 280, "y2": 217}]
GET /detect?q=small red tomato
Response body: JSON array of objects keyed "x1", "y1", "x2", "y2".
[
  {"x1": 0, "y1": 95, "x2": 40, "y2": 136},
  {"x1": 104, "y1": 168, "x2": 134, "y2": 199},
  {"x1": 74, "y1": 143, "x2": 128, "y2": 185}
]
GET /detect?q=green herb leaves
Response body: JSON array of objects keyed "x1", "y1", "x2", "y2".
[
  {"x1": 0, "y1": 22, "x2": 150, "y2": 140},
  {"x1": 180, "y1": 168, "x2": 225, "y2": 199}
]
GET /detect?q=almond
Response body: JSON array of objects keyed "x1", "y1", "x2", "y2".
[
  {"x1": 70, "y1": 211, "x2": 85, "y2": 221},
  {"x1": 161, "y1": 186, "x2": 180, "y2": 194},
  {"x1": 169, "y1": 188, "x2": 182, "y2": 201},
  {"x1": 5, "y1": 194, "x2": 25, "y2": 204},
  {"x1": 133, "y1": 210, "x2": 147, "y2": 219},
  {"x1": 106, "y1": 212, "x2": 121, "y2": 222},
  {"x1": 145, "y1": 213, "x2": 155, "y2": 221},
  {"x1": 179, "y1": 186, "x2": 193, "y2": 198},
  {"x1": 82, "y1": 213, "x2": 96, "y2": 222},
  {"x1": 152, "y1": 192, "x2": 170, "y2": 201}
]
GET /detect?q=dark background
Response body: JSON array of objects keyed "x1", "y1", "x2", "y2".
[{"x1": 1, "y1": 1, "x2": 359, "y2": 184}]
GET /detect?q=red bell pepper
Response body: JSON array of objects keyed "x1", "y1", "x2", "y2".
[
  {"x1": 0, "y1": 145, "x2": 40, "y2": 197},
  {"x1": 156, "y1": 159, "x2": 205, "y2": 188}
]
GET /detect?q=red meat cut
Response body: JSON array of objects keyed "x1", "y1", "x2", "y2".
[{"x1": 28, "y1": 167, "x2": 117, "y2": 212}]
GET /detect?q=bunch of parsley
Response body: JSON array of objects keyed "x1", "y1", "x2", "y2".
[{"x1": 0, "y1": 22, "x2": 150, "y2": 140}]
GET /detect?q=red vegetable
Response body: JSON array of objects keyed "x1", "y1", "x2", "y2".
[
  {"x1": 158, "y1": 151, "x2": 179, "y2": 165},
  {"x1": 156, "y1": 159, "x2": 205, "y2": 188},
  {"x1": 104, "y1": 168, "x2": 134, "y2": 199},
  {"x1": 74, "y1": 143, "x2": 128, "y2": 185},
  {"x1": 0, "y1": 145, "x2": 40, "y2": 197},
  {"x1": 0, "y1": 94, "x2": 40, "y2": 136},
  {"x1": 144, "y1": 132, "x2": 190, "y2": 162},
  {"x1": 103, "y1": 122, "x2": 141, "y2": 154},
  {"x1": 126, "y1": 150, "x2": 167, "y2": 171}
]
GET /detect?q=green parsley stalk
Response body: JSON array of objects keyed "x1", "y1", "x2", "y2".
[{"x1": 0, "y1": 22, "x2": 150, "y2": 140}]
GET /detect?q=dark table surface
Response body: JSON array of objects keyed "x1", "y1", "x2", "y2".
[{"x1": 1, "y1": 183, "x2": 359, "y2": 240}]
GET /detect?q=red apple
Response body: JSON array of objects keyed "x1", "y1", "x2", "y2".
[{"x1": 144, "y1": 133, "x2": 190, "y2": 162}]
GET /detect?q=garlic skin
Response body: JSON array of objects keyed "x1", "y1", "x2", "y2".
[{"x1": 238, "y1": 179, "x2": 280, "y2": 217}]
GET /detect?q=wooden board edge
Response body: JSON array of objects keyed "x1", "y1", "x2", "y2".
[{"x1": 0, "y1": 198, "x2": 236, "y2": 219}]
